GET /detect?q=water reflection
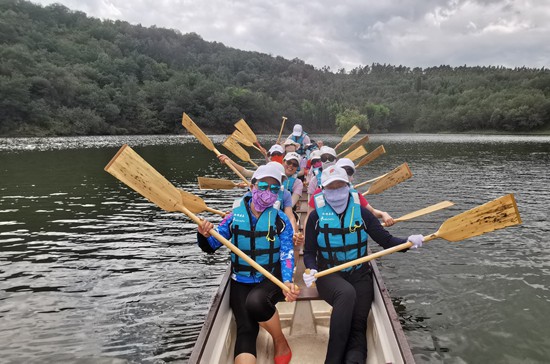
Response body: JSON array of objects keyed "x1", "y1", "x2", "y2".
[{"x1": 1, "y1": 134, "x2": 549, "y2": 363}]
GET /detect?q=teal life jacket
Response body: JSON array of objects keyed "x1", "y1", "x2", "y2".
[
  {"x1": 313, "y1": 190, "x2": 368, "y2": 271},
  {"x1": 314, "y1": 169, "x2": 323, "y2": 188},
  {"x1": 230, "y1": 196, "x2": 281, "y2": 280},
  {"x1": 277, "y1": 176, "x2": 296, "y2": 206},
  {"x1": 283, "y1": 176, "x2": 296, "y2": 194},
  {"x1": 291, "y1": 132, "x2": 307, "y2": 155}
]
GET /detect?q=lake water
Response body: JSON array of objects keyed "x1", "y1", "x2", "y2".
[{"x1": 0, "y1": 134, "x2": 549, "y2": 363}]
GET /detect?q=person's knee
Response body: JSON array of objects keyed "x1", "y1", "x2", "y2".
[
  {"x1": 245, "y1": 291, "x2": 274, "y2": 322},
  {"x1": 335, "y1": 283, "x2": 356, "y2": 303}
]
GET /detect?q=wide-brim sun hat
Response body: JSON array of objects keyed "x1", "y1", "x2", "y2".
[
  {"x1": 292, "y1": 124, "x2": 303, "y2": 136},
  {"x1": 268, "y1": 144, "x2": 284, "y2": 154},
  {"x1": 319, "y1": 146, "x2": 337, "y2": 157},
  {"x1": 283, "y1": 152, "x2": 301, "y2": 162},
  {"x1": 252, "y1": 163, "x2": 285, "y2": 184},
  {"x1": 321, "y1": 166, "x2": 350, "y2": 187},
  {"x1": 283, "y1": 138, "x2": 300, "y2": 147},
  {"x1": 309, "y1": 150, "x2": 322, "y2": 160},
  {"x1": 336, "y1": 158, "x2": 356, "y2": 174}
]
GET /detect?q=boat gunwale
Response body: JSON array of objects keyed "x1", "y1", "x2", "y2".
[
  {"x1": 369, "y1": 254, "x2": 416, "y2": 363},
  {"x1": 188, "y1": 267, "x2": 232, "y2": 364}
]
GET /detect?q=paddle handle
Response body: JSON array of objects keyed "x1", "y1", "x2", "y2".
[
  {"x1": 314, "y1": 234, "x2": 437, "y2": 278},
  {"x1": 213, "y1": 147, "x2": 250, "y2": 186},
  {"x1": 206, "y1": 207, "x2": 227, "y2": 217},
  {"x1": 276, "y1": 117, "x2": 287, "y2": 144},
  {"x1": 336, "y1": 147, "x2": 350, "y2": 157},
  {"x1": 353, "y1": 174, "x2": 384, "y2": 189},
  {"x1": 179, "y1": 204, "x2": 290, "y2": 292}
]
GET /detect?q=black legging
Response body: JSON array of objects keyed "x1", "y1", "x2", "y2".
[
  {"x1": 316, "y1": 264, "x2": 374, "y2": 364},
  {"x1": 229, "y1": 276, "x2": 285, "y2": 358}
]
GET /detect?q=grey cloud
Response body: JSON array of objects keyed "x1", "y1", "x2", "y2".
[{"x1": 32, "y1": 0, "x2": 550, "y2": 70}]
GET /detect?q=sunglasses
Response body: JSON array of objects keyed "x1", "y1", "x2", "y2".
[
  {"x1": 342, "y1": 166, "x2": 355, "y2": 176},
  {"x1": 270, "y1": 152, "x2": 283, "y2": 157},
  {"x1": 321, "y1": 155, "x2": 336, "y2": 163},
  {"x1": 257, "y1": 181, "x2": 281, "y2": 193},
  {"x1": 285, "y1": 160, "x2": 299, "y2": 168}
]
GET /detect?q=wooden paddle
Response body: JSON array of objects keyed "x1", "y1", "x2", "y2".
[
  {"x1": 222, "y1": 136, "x2": 258, "y2": 167},
  {"x1": 234, "y1": 118, "x2": 266, "y2": 152},
  {"x1": 334, "y1": 125, "x2": 360, "y2": 151},
  {"x1": 355, "y1": 145, "x2": 386, "y2": 169},
  {"x1": 337, "y1": 135, "x2": 369, "y2": 157},
  {"x1": 105, "y1": 144, "x2": 290, "y2": 293},
  {"x1": 198, "y1": 176, "x2": 246, "y2": 190},
  {"x1": 314, "y1": 194, "x2": 521, "y2": 278},
  {"x1": 342, "y1": 145, "x2": 368, "y2": 161},
  {"x1": 276, "y1": 116, "x2": 288, "y2": 145},
  {"x1": 182, "y1": 113, "x2": 249, "y2": 185},
  {"x1": 353, "y1": 174, "x2": 386, "y2": 189},
  {"x1": 381, "y1": 201, "x2": 455, "y2": 227},
  {"x1": 231, "y1": 130, "x2": 263, "y2": 154},
  {"x1": 362, "y1": 163, "x2": 412, "y2": 195}
]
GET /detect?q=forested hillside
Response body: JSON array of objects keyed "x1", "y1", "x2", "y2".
[{"x1": 1, "y1": 0, "x2": 550, "y2": 136}]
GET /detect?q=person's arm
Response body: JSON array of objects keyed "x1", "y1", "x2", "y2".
[
  {"x1": 276, "y1": 211, "x2": 295, "y2": 283},
  {"x1": 217, "y1": 154, "x2": 254, "y2": 177},
  {"x1": 303, "y1": 210, "x2": 319, "y2": 270},
  {"x1": 365, "y1": 204, "x2": 395, "y2": 226},
  {"x1": 307, "y1": 176, "x2": 318, "y2": 195},
  {"x1": 196, "y1": 213, "x2": 233, "y2": 253},
  {"x1": 290, "y1": 179, "x2": 303, "y2": 207},
  {"x1": 361, "y1": 207, "x2": 406, "y2": 249}
]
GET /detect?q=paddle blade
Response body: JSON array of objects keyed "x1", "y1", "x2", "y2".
[
  {"x1": 364, "y1": 162, "x2": 412, "y2": 195},
  {"x1": 356, "y1": 145, "x2": 386, "y2": 168},
  {"x1": 434, "y1": 194, "x2": 522, "y2": 242},
  {"x1": 104, "y1": 145, "x2": 182, "y2": 212},
  {"x1": 198, "y1": 176, "x2": 239, "y2": 190},
  {"x1": 223, "y1": 135, "x2": 253, "y2": 164},
  {"x1": 181, "y1": 113, "x2": 216, "y2": 152},
  {"x1": 340, "y1": 125, "x2": 361, "y2": 143},
  {"x1": 234, "y1": 118, "x2": 258, "y2": 143},
  {"x1": 343, "y1": 145, "x2": 367, "y2": 161},
  {"x1": 232, "y1": 130, "x2": 254, "y2": 147},
  {"x1": 179, "y1": 190, "x2": 209, "y2": 214},
  {"x1": 337, "y1": 134, "x2": 369, "y2": 156}
]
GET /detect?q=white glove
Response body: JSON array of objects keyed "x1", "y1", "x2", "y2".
[
  {"x1": 303, "y1": 269, "x2": 318, "y2": 288},
  {"x1": 408, "y1": 235, "x2": 424, "y2": 249}
]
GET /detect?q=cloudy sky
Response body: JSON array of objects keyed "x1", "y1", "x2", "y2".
[{"x1": 33, "y1": 0, "x2": 550, "y2": 71}]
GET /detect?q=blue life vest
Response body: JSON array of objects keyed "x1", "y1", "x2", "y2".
[
  {"x1": 314, "y1": 169, "x2": 323, "y2": 188},
  {"x1": 313, "y1": 190, "x2": 368, "y2": 271},
  {"x1": 283, "y1": 176, "x2": 296, "y2": 193},
  {"x1": 291, "y1": 132, "x2": 307, "y2": 155},
  {"x1": 231, "y1": 197, "x2": 281, "y2": 280}
]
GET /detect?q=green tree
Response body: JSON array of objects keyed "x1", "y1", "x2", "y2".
[{"x1": 335, "y1": 109, "x2": 369, "y2": 134}]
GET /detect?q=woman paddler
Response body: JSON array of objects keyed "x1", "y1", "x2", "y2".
[
  {"x1": 302, "y1": 165, "x2": 423, "y2": 364},
  {"x1": 197, "y1": 163, "x2": 298, "y2": 364}
]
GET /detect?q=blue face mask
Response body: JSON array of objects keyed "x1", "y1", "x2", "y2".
[{"x1": 323, "y1": 185, "x2": 350, "y2": 214}]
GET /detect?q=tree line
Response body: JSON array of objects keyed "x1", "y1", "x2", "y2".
[{"x1": 1, "y1": 0, "x2": 549, "y2": 137}]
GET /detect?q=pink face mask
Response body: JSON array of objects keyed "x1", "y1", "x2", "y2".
[{"x1": 251, "y1": 188, "x2": 278, "y2": 212}]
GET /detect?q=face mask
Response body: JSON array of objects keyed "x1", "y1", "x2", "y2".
[
  {"x1": 323, "y1": 185, "x2": 350, "y2": 214},
  {"x1": 322, "y1": 160, "x2": 336, "y2": 170},
  {"x1": 312, "y1": 161, "x2": 322, "y2": 169},
  {"x1": 270, "y1": 155, "x2": 284, "y2": 164},
  {"x1": 251, "y1": 188, "x2": 278, "y2": 212}
]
